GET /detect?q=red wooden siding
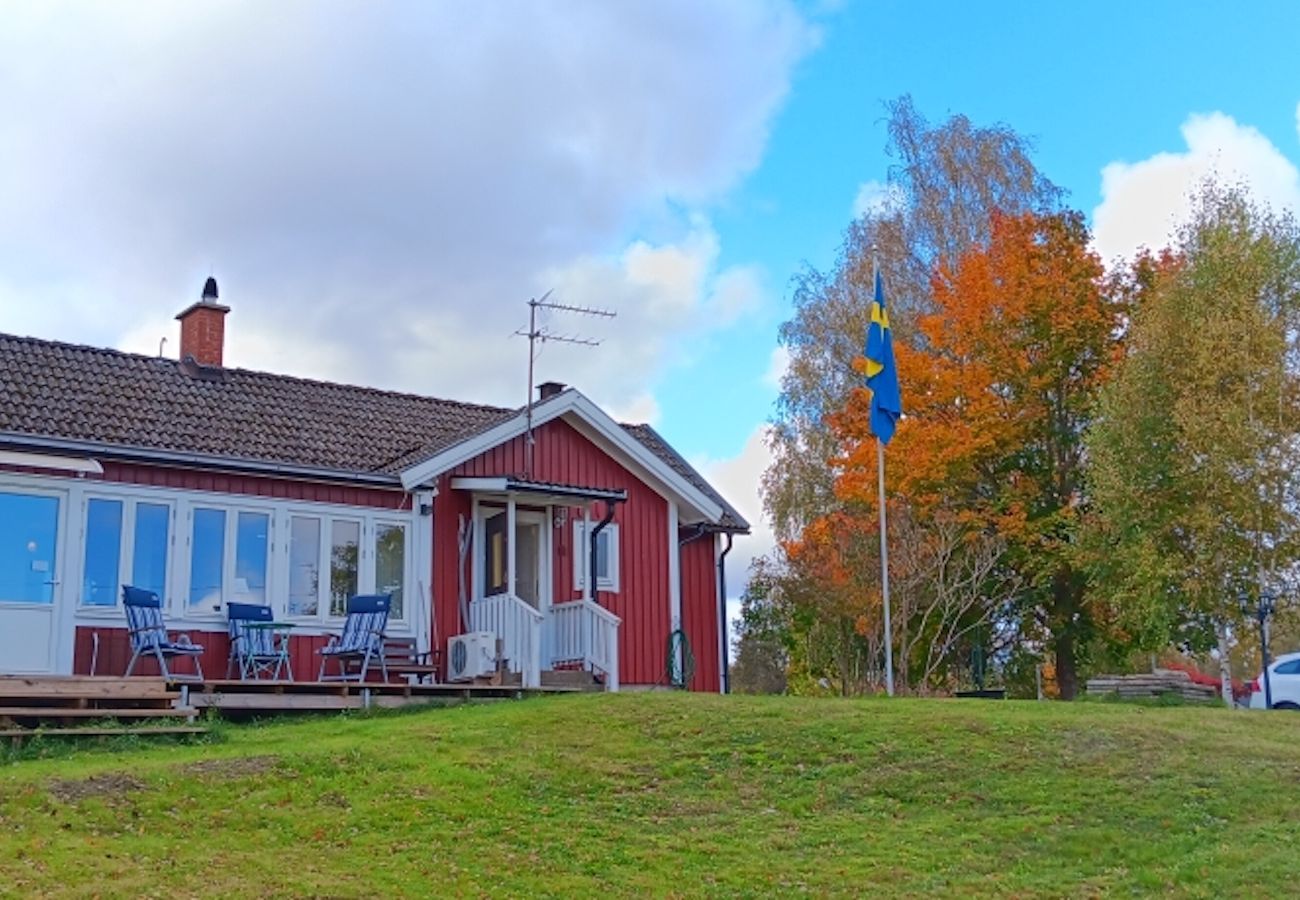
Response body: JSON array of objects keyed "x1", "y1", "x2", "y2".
[
  {"x1": 73, "y1": 626, "x2": 337, "y2": 680},
  {"x1": 434, "y1": 417, "x2": 675, "y2": 687},
  {"x1": 0, "y1": 460, "x2": 409, "y2": 509},
  {"x1": 93, "y1": 461, "x2": 408, "y2": 509},
  {"x1": 679, "y1": 535, "x2": 721, "y2": 692}
]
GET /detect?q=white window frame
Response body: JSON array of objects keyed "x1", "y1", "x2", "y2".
[
  {"x1": 573, "y1": 520, "x2": 620, "y2": 594},
  {"x1": 371, "y1": 517, "x2": 411, "y2": 620},
  {"x1": 56, "y1": 478, "x2": 417, "y2": 633},
  {"x1": 280, "y1": 507, "x2": 413, "y2": 626},
  {"x1": 183, "y1": 503, "x2": 275, "y2": 618},
  {"x1": 77, "y1": 493, "x2": 176, "y2": 615}
]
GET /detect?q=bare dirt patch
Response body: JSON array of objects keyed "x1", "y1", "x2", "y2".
[
  {"x1": 48, "y1": 772, "x2": 145, "y2": 803},
  {"x1": 188, "y1": 754, "x2": 280, "y2": 780}
]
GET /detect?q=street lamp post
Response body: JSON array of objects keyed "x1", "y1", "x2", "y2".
[{"x1": 1243, "y1": 591, "x2": 1278, "y2": 709}]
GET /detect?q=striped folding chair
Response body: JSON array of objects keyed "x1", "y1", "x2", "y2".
[
  {"x1": 317, "y1": 594, "x2": 392, "y2": 682},
  {"x1": 122, "y1": 586, "x2": 205, "y2": 682},
  {"x1": 227, "y1": 602, "x2": 292, "y2": 681}
]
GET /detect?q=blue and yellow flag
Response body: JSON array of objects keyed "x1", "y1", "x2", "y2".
[{"x1": 864, "y1": 269, "x2": 902, "y2": 444}]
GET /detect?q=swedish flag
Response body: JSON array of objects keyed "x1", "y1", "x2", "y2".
[{"x1": 864, "y1": 269, "x2": 902, "y2": 444}]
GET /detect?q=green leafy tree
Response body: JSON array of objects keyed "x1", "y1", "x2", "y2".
[
  {"x1": 1085, "y1": 183, "x2": 1300, "y2": 702},
  {"x1": 730, "y1": 558, "x2": 791, "y2": 695}
]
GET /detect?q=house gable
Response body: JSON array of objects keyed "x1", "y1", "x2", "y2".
[{"x1": 399, "y1": 388, "x2": 725, "y2": 525}]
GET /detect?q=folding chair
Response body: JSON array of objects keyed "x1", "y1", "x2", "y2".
[
  {"x1": 122, "y1": 585, "x2": 205, "y2": 681},
  {"x1": 317, "y1": 594, "x2": 392, "y2": 682},
  {"x1": 227, "y1": 602, "x2": 293, "y2": 681}
]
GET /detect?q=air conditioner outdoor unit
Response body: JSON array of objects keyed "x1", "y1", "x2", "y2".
[{"x1": 447, "y1": 631, "x2": 497, "y2": 682}]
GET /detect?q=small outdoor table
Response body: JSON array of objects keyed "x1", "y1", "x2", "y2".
[{"x1": 240, "y1": 621, "x2": 296, "y2": 681}]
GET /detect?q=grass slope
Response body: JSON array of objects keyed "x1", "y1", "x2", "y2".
[{"x1": 1, "y1": 694, "x2": 1298, "y2": 897}]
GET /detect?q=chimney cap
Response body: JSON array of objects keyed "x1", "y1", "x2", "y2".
[
  {"x1": 538, "y1": 381, "x2": 567, "y2": 400},
  {"x1": 202, "y1": 276, "x2": 219, "y2": 302}
]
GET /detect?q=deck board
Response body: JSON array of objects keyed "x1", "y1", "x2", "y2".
[{"x1": 0, "y1": 675, "x2": 577, "y2": 724}]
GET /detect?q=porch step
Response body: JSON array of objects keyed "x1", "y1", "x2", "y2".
[
  {"x1": 541, "y1": 669, "x2": 605, "y2": 692},
  {"x1": 0, "y1": 726, "x2": 208, "y2": 742},
  {"x1": 0, "y1": 706, "x2": 197, "y2": 720}
]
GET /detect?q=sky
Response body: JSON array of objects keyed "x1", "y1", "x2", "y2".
[{"x1": 2, "y1": 0, "x2": 1300, "y2": 616}]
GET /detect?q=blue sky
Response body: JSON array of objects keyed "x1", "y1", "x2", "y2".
[
  {"x1": 658, "y1": 0, "x2": 1300, "y2": 464},
  {"x1": 1, "y1": 1, "x2": 1298, "y2": 594}
]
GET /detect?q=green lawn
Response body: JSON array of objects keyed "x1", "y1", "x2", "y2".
[{"x1": 0, "y1": 694, "x2": 1297, "y2": 897}]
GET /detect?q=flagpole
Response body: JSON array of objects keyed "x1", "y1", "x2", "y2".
[{"x1": 873, "y1": 247, "x2": 895, "y2": 698}]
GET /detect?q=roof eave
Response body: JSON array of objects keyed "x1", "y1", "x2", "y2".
[{"x1": 0, "y1": 431, "x2": 405, "y2": 488}]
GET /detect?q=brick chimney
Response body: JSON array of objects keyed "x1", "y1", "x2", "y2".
[
  {"x1": 538, "y1": 381, "x2": 566, "y2": 400},
  {"x1": 176, "y1": 276, "x2": 230, "y2": 367}
]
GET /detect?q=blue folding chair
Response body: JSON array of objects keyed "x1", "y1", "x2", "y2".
[
  {"x1": 317, "y1": 594, "x2": 392, "y2": 682},
  {"x1": 122, "y1": 586, "x2": 205, "y2": 681},
  {"x1": 227, "y1": 602, "x2": 293, "y2": 681}
]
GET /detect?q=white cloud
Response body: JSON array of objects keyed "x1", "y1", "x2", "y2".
[
  {"x1": 534, "y1": 220, "x2": 760, "y2": 415},
  {"x1": 1092, "y1": 110, "x2": 1300, "y2": 264},
  {"x1": 0, "y1": 0, "x2": 814, "y2": 413},
  {"x1": 762, "y1": 344, "x2": 790, "y2": 390},
  {"x1": 696, "y1": 426, "x2": 775, "y2": 600},
  {"x1": 852, "y1": 179, "x2": 904, "y2": 219},
  {"x1": 605, "y1": 392, "x2": 662, "y2": 427}
]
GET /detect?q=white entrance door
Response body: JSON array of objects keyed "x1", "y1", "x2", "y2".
[
  {"x1": 0, "y1": 487, "x2": 66, "y2": 673},
  {"x1": 478, "y1": 506, "x2": 550, "y2": 611},
  {"x1": 515, "y1": 513, "x2": 545, "y2": 610}
]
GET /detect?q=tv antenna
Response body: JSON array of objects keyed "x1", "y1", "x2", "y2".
[{"x1": 515, "y1": 290, "x2": 616, "y2": 476}]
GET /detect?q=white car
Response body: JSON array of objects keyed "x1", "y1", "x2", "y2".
[{"x1": 1248, "y1": 651, "x2": 1300, "y2": 710}]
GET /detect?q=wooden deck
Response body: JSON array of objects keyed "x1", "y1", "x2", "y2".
[
  {"x1": 0, "y1": 675, "x2": 203, "y2": 741},
  {"x1": 177, "y1": 676, "x2": 579, "y2": 714},
  {"x1": 0, "y1": 674, "x2": 578, "y2": 735}
]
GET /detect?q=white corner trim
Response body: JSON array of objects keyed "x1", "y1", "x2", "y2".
[
  {"x1": 399, "y1": 389, "x2": 724, "y2": 523},
  {"x1": 668, "y1": 501, "x2": 681, "y2": 632}
]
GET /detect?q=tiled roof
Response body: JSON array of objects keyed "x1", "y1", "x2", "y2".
[
  {"x1": 0, "y1": 332, "x2": 750, "y2": 531},
  {"x1": 622, "y1": 424, "x2": 750, "y2": 532},
  {"x1": 0, "y1": 333, "x2": 513, "y2": 476}
]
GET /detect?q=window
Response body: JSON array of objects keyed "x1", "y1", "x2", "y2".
[
  {"x1": 79, "y1": 496, "x2": 172, "y2": 609},
  {"x1": 573, "y1": 521, "x2": 619, "y2": 593},
  {"x1": 131, "y1": 503, "x2": 170, "y2": 600},
  {"x1": 233, "y1": 511, "x2": 269, "y2": 604},
  {"x1": 289, "y1": 514, "x2": 407, "y2": 622},
  {"x1": 288, "y1": 516, "x2": 322, "y2": 616},
  {"x1": 0, "y1": 491, "x2": 60, "y2": 605},
  {"x1": 1275, "y1": 659, "x2": 1300, "y2": 676},
  {"x1": 82, "y1": 498, "x2": 123, "y2": 606},
  {"x1": 484, "y1": 511, "x2": 508, "y2": 597},
  {"x1": 375, "y1": 523, "x2": 406, "y2": 618},
  {"x1": 329, "y1": 519, "x2": 360, "y2": 616},
  {"x1": 67, "y1": 492, "x2": 412, "y2": 622},
  {"x1": 189, "y1": 507, "x2": 226, "y2": 610}
]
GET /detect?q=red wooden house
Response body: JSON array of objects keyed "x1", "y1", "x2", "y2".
[{"x1": 0, "y1": 280, "x2": 747, "y2": 691}]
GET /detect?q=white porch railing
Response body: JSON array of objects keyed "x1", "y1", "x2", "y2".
[
  {"x1": 548, "y1": 599, "x2": 621, "y2": 691},
  {"x1": 469, "y1": 593, "x2": 543, "y2": 688}
]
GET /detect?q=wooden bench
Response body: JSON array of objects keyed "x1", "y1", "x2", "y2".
[
  {"x1": 328, "y1": 637, "x2": 440, "y2": 683},
  {"x1": 379, "y1": 637, "x2": 440, "y2": 684}
]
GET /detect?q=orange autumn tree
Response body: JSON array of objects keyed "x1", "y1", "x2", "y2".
[
  {"x1": 834, "y1": 210, "x2": 1123, "y2": 698},
  {"x1": 780, "y1": 509, "x2": 885, "y2": 695}
]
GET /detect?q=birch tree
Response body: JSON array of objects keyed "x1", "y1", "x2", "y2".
[{"x1": 1085, "y1": 183, "x2": 1300, "y2": 705}]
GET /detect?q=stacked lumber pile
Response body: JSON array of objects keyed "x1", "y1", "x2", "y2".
[{"x1": 1085, "y1": 669, "x2": 1218, "y2": 702}]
